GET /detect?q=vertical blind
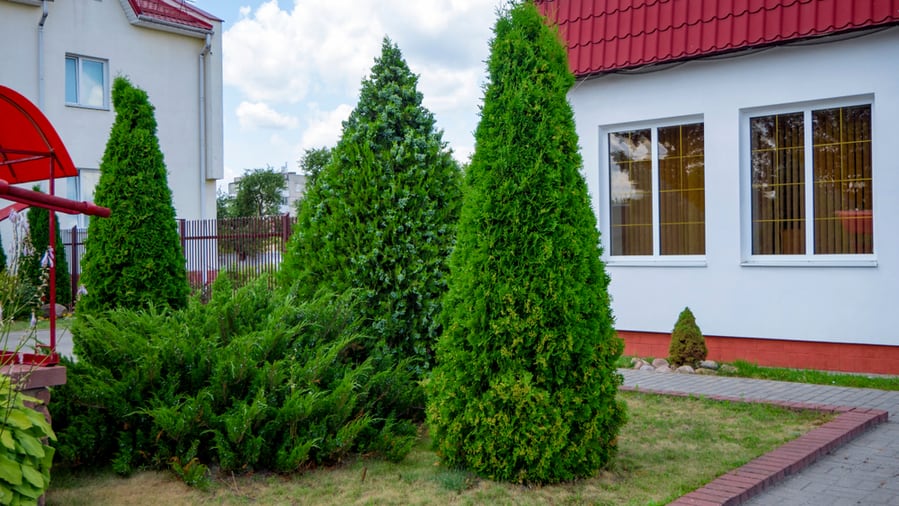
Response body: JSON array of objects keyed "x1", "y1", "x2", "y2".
[
  {"x1": 609, "y1": 129, "x2": 652, "y2": 255},
  {"x1": 751, "y1": 105, "x2": 872, "y2": 255},
  {"x1": 659, "y1": 123, "x2": 705, "y2": 255},
  {"x1": 812, "y1": 105, "x2": 873, "y2": 254},
  {"x1": 609, "y1": 123, "x2": 705, "y2": 256}
]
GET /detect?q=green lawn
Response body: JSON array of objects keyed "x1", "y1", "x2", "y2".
[{"x1": 47, "y1": 391, "x2": 830, "y2": 506}]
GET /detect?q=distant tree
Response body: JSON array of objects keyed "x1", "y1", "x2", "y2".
[
  {"x1": 24, "y1": 188, "x2": 72, "y2": 307},
  {"x1": 426, "y1": 2, "x2": 626, "y2": 484},
  {"x1": 298, "y1": 146, "x2": 332, "y2": 187},
  {"x1": 233, "y1": 167, "x2": 286, "y2": 217},
  {"x1": 216, "y1": 188, "x2": 235, "y2": 218},
  {"x1": 281, "y1": 38, "x2": 462, "y2": 372},
  {"x1": 79, "y1": 76, "x2": 189, "y2": 312}
]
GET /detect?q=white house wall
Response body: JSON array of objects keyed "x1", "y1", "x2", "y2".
[
  {"x1": 0, "y1": 0, "x2": 223, "y2": 225},
  {"x1": 569, "y1": 27, "x2": 898, "y2": 347}
]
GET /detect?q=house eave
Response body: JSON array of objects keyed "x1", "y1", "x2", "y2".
[
  {"x1": 4, "y1": 0, "x2": 48, "y2": 6},
  {"x1": 132, "y1": 15, "x2": 212, "y2": 38},
  {"x1": 117, "y1": 0, "x2": 213, "y2": 39},
  {"x1": 575, "y1": 25, "x2": 899, "y2": 82}
]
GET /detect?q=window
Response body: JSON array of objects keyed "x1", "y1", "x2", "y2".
[
  {"x1": 608, "y1": 121, "x2": 705, "y2": 256},
  {"x1": 749, "y1": 104, "x2": 872, "y2": 256},
  {"x1": 65, "y1": 55, "x2": 107, "y2": 108}
]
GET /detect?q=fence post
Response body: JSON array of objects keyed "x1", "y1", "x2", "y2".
[
  {"x1": 178, "y1": 219, "x2": 186, "y2": 255},
  {"x1": 69, "y1": 225, "x2": 78, "y2": 303},
  {"x1": 281, "y1": 213, "x2": 291, "y2": 251}
]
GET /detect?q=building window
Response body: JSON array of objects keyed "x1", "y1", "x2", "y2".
[
  {"x1": 749, "y1": 104, "x2": 872, "y2": 256},
  {"x1": 65, "y1": 55, "x2": 107, "y2": 108},
  {"x1": 608, "y1": 121, "x2": 705, "y2": 256}
]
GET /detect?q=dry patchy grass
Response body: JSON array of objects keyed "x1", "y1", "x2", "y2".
[{"x1": 47, "y1": 391, "x2": 830, "y2": 506}]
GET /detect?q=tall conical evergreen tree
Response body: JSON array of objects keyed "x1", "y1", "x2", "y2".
[
  {"x1": 79, "y1": 77, "x2": 189, "y2": 312},
  {"x1": 426, "y1": 2, "x2": 626, "y2": 484},
  {"x1": 24, "y1": 189, "x2": 72, "y2": 307},
  {"x1": 281, "y1": 38, "x2": 462, "y2": 371}
]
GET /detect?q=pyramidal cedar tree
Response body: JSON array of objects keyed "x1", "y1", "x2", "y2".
[
  {"x1": 425, "y1": 1, "x2": 626, "y2": 484},
  {"x1": 280, "y1": 38, "x2": 462, "y2": 373},
  {"x1": 79, "y1": 76, "x2": 189, "y2": 312}
]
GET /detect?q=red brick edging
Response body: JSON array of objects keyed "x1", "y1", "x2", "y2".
[{"x1": 619, "y1": 386, "x2": 890, "y2": 506}]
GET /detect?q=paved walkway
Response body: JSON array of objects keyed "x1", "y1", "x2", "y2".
[
  {"x1": 4, "y1": 329, "x2": 74, "y2": 359},
  {"x1": 620, "y1": 369, "x2": 899, "y2": 505}
]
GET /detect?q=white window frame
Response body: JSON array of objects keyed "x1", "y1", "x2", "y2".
[
  {"x1": 599, "y1": 114, "x2": 707, "y2": 267},
  {"x1": 65, "y1": 54, "x2": 109, "y2": 110},
  {"x1": 740, "y1": 96, "x2": 877, "y2": 267}
]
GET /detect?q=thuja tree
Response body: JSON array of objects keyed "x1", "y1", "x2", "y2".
[
  {"x1": 669, "y1": 307, "x2": 707, "y2": 367},
  {"x1": 79, "y1": 77, "x2": 189, "y2": 312},
  {"x1": 281, "y1": 38, "x2": 461, "y2": 371},
  {"x1": 23, "y1": 188, "x2": 72, "y2": 307},
  {"x1": 426, "y1": 1, "x2": 626, "y2": 484}
]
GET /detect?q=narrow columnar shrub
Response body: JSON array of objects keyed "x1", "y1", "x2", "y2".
[
  {"x1": 281, "y1": 38, "x2": 462, "y2": 373},
  {"x1": 0, "y1": 233, "x2": 6, "y2": 272},
  {"x1": 668, "y1": 307, "x2": 707, "y2": 367},
  {"x1": 78, "y1": 76, "x2": 189, "y2": 313},
  {"x1": 426, "y1": 1, "x2": 626, "y2": 485},
  {"x1": 24, "y1": 191, "x2": 72, "y2": 307},
  {"x1": 52, "y1": 276, "x2": 420, "y2": 479}
]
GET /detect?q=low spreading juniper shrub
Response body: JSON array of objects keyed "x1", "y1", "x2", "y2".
[{"x1": 52, "y1": 275, "x2": 421, "y2": 480}]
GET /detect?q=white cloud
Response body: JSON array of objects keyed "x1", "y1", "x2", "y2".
[
  {"x1": 213, "y1": 0, "x2": 504, "y2": 180},
  {"x1": 235, "y1": 101, "x2": 299, "y2": 129},
  {"x1": 299, "y1": 103, "x2": 354, "y2": 150},
  {"x1": 223, "y1": 1, "x2": 499, "y2": 104}
]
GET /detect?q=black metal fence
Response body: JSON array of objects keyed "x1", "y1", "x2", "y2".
[{"x1": 61, "y1": 215, "x2": 297, "y2": 295}]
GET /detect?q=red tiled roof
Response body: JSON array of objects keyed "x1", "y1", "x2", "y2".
[
  {"x1": 127, "y1": 0, "x2": 218, "y2": 32},
  {"x1": 536, "y1": 0, "x2": 899, "y2": 78}
]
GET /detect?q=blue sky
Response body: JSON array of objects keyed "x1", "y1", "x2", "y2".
[{"x1": 189, "y1": 0, "x2": 503, "y2": 187}]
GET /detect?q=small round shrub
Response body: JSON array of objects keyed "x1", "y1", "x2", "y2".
[{"x1": 668, "y1": 307, "x2": 708, "y2": 367}]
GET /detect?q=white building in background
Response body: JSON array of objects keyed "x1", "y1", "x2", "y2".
[
  {"x1": 228, "y1": 164, "x2": 309, "y2": 217},
  {"x1": 0, "y1": 0, "x2": 224, "y2": 228}
]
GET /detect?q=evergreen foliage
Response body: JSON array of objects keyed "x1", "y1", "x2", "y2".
[
  {"x1": 668, "y1": 307, "x2": 708, "y2": 367},
  {"x1": 52, "y1": 276, "x2": 420, "y2": 478},
  {"x1": 0, "y1": 233, "x2": 6, "y2": 272},
  {"x1": 23, "y1": 189, "x2": 72, "y2": 307},
  {"x1": 425, "y1": 2, "x2": 626, "y2": 484},
  {"x1": 78, "y1": 77, "x2": 189, "y2": 313},
  {"x1": 281, "y1": 38, "x2": 462, "y2": 371}
]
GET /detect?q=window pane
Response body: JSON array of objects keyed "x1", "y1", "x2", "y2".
[
  {"x1": 658, "y1": 123, "x2": 705, "y2": 255},
  {"x1": 65, "y1": 57, "x2": 77, "y2": 103},
  {"x1": 750, "y1": 112, "x2": 805, "y2": 254},
  {"x1": 81, "y1": 59, "x2": 105, "y2": 107},
  {"x1": 813, "y1": 105, "x2": 873, "y2": 254},
  {"x1": 609, "y1": 129, "x2": 652, "y2": 255}
]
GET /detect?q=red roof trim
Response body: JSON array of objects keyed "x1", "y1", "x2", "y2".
[
  {"x1": 537, "y1": 0, "x2": 899, "y2": 77},
  {"x1": 127, "y1": 0, "x2": 217, "y2": 32}
]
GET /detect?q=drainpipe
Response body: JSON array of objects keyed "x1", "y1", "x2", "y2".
[
  {"x1": 198, "y1": 32, "x2": 212, "y2": 285},
  {"x1": 199, "y1": 32, "x2": 211, "y2": 219},
  {"x1": 38, "y1": 0, "x2": 49, "y2": 109}
]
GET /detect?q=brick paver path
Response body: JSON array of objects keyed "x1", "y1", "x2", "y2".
[{"x1": 620, "y1": 369, "x2": 899, "y2": 506}]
